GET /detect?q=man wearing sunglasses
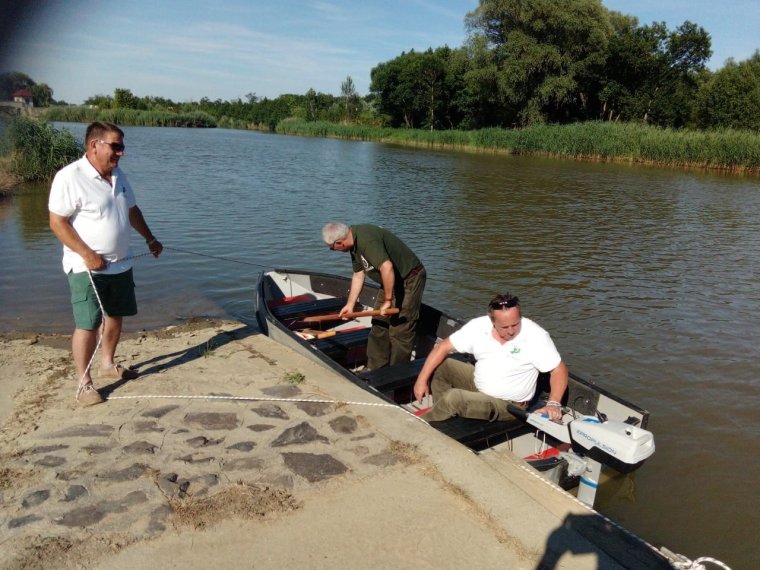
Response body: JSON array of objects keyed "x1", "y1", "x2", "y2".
[
  {"x1": 49, "y1": 121, "x2": 163, "y2": 406},
  {"x1": 322, "y1": 222, "x2": 425, "y2": 370},
  {"x1": 413, "y1": 293, "x2": 567, "y2": 422}
]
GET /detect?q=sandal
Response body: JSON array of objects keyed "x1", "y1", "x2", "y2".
[{"x1": 99, "y1": 364, "x2": 139, "y2": 380}]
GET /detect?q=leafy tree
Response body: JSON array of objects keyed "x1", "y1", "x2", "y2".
[
  {"x1": 696, "y1": 51, "x2": 760, "y2": 130},
  {"x1": 460, "y1": 33, "x2": 518, "y2": 127},
  {"x1": 31, "y1": 83, "x2": 54, "y2": 106},
  {"x1": 464, "y1": 0, "x2": 612, "y2": 125},
  {"x1": 340, "y1": 76, "x2": 360, "y2": 122},
  {"x1": 303, "y1": 88, "x2": 319, "y2": 121},
  {"x1": 113, "y1": 88, "x2": 146, "y2": 110},
  {"x1": 371, "y1": 52, "x2": 419, "y2": 127},
  {"x1": 371, "y1": 48, "x2": 459, "y2": 129},
  {"x1": 416, "y1": 49, "x2": 448, "y2": 130},
  {"x1": 601, "y1": 18, "x2": 711, "y2": 126},
  {"x1": 0, "y1": 71, "x2": 35, "y2": 100},
  {"x1": 84, "y1": 94, "x2": 114, "y2": 109}
]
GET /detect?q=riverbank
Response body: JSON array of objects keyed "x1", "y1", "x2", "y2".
[
  {"x1": 0, "y1": 319, "x2": 675, "y2": 569},
  {"x1": 275, "y1": 119, "x2": 760, "y2": 174}
]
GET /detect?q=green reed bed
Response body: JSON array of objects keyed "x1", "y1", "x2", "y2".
[
  {"x1": 276, "y1": 118, "x2": 760, "y2": 172},
  {"x1": 0, "y1": 116, "x2": 82, "y2": 182},
  {"x1": 44, "y1": 106, "x2": 218, "y2": 128}
]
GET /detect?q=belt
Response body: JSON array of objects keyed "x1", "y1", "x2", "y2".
[{"x1": 405, "y1": 264, "x2": 425, "y2": 279}]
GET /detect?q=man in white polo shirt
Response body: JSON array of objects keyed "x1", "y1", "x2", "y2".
[
  {"x1": 49, "y1": 121, "x2": 162, "y2": 406},
  {"x1": 413, "y1": 293, "x2": 568, "y2": 422}
]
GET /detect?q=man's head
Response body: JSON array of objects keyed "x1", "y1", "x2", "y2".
[
  {"x1": 322, "y1": 222, "x2": 353, "y2": 252},
  {"x1": 85, "y1": 121, "x2": 125, "y2": 177},
  {"x1": 488, "y1": 293, "x2": 522, "y2": 341}
]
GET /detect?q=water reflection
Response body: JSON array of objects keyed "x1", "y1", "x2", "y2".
[{"x1": 4, "y1": 182, "x2": 51, "y2": 242}]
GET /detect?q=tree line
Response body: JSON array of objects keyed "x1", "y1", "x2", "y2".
[
  {"x1": 370, "y1": 0, "x2": 759, "y2": 131},
  {"x1": 2, "y1": 0, "x2": 758, "y2": 132}
]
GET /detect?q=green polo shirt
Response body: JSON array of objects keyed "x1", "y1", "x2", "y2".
[{"x1": 350, "y1": 224, "x2": 421, "y2": 283}]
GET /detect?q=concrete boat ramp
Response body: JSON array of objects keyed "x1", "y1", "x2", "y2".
[{"x1": 0, "y1": 319, "x2": 672, "y2": 569}]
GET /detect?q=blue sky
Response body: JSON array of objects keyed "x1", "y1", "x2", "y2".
[{"x1": 2, "y1": 0, "x2": 758, "y2": 105}]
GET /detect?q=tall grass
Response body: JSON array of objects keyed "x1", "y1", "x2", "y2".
[
  {"x1": 43, "y1": 106, "x2": 217, "y2": 128},
  {"x1": 276, "y1": 119, "x2": 760, "y2": 172},
  {"x1": 0, "y1": 116, "x2": 82, "y2": 182}
]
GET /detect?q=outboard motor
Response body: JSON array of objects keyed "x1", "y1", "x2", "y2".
[{"x1": 526, "y1": 411, "x2": 655, "y2": 507}]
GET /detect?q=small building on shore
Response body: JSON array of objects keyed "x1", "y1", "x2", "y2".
[
  {"x1": 0, "y1": 89, "x2": 34, "y2": 115},
  {"x1": 12, "y1": 89, "x2": 34, "y2": 107}
]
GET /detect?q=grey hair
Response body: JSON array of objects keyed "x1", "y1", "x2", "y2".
[{"x1": 322, "y1": 222, "x2": 350, "y2": 245}]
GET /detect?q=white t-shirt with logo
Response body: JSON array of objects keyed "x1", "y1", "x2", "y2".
[
  {"x1": 449, "y1": 315, "x2": 562, "y2": 402},
  {"x1": 48, "y1": 155, "x2": 136, "y2": 275}
]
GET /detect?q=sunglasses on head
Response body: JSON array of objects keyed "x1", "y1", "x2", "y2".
[{"x1": 489, "y1": 297, "x2": 519, "y2": 310}]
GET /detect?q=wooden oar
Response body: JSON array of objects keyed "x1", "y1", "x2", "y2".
[
  {"x1": 302, "y1": 308, "x2": 400, "y2": 323},
  {"x1": 295, "y1": 329, "x2": 337, "y2": 340}
]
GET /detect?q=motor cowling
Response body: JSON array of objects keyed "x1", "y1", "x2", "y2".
[{"x1": 569, "y1": 417, "x2": 655, "y2": 473}]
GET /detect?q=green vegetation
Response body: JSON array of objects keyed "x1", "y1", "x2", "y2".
[
  {"x1": 43, "y1": 106, "x2": 217, "y2": 128},
  {"x1": 277, "y1": 119, "x2": 760, "y2": 171},
  {"x1": 0, "y1": 116, "x2": 82, "y2": 182},
  {"x1": 0, "y1": 71, "x2": 56, "y2": 106},
  {"x1": 284, "y1": 371, "x2": 305, "y2": 385},
  {"x1": 201, "y1": 340, "x2": 216, "y2": 358}
]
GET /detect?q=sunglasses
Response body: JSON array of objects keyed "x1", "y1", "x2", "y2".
[
  {"x1": 489, "y1": 297, "x2": 519, "y2": 310},
  {"x1": 96, "y1": 140, "x2": 126, "y2": 152}
]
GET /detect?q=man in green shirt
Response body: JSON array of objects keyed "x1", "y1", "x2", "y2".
[{"x1": 322, "y1": 222, "x2": 426, "y2": 370}]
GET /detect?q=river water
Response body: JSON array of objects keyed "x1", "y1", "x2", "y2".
[{"x1": 1, "y1": 123, "x2": 758, "y2": 568}]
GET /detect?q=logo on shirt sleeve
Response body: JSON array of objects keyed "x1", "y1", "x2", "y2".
[{"x1": 360, "y1": 255, "x2": 374, "y2": 271}]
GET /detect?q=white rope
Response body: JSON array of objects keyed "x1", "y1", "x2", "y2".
[
  {"x1": 667, "y1": 554, "x2": 733, "y2": 570},
  {"x1": 106, "y1": 394, "x2": 398, "y2": 408},
  {"x1": 76, "y1": 270, "x2": 107, "y2": 401},
  {"x1": 105, "y1": 393, "x2": 430, "y2": 424}
]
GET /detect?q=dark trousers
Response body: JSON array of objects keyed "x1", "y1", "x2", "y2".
[
  {"x1": 366, "y1": 266, "x2": 426, "y2": 370},
  {"x1": 424, "y1": 358, "x2": 528, "y2": 422}
]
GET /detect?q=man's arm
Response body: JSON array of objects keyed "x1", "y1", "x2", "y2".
[
  {"x1": 129, "y1": 206, "x2": 162, "y2": 258},
  {"x1": 413, "y1": 337, "x2": 454, "y2": 402},
  {"x1": 339, "y1": 270, "x2": 366, "y2": 317},
  {"x1": 534, "y1": 361, "x2": 568, "y2": 421},
  {"x1": 49, "y1": 212, "x2": 107, "y2": 271},
  {"x1": 377, "y1": 259, "x2": 395, "y2": 311}
]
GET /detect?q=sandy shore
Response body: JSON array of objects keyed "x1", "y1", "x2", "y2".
[{"x1": 0, "y1": 319, "x2": 669, "y2": 569}]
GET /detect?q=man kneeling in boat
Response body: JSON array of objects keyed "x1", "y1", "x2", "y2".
[{"x1": 414, "y1": 294, "x2": 567, "y2": 422}]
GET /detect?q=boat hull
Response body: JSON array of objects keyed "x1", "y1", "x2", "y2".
[{"x1": 255, "y1": 269, "x2": 652, "y2": 484}]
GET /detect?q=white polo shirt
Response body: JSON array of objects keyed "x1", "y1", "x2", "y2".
[
  {"x1": 449, "y1": 315, "x2": 562, "y2": 402},
  {"x1": 48, "y1": 155, "x2": 136, "y2": 275}
]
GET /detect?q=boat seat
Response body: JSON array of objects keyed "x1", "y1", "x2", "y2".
[
  {"x1": 270, "y1": 297, "x2": 348, "y2": 321},
  {"x1": 358, "y1": 358, "x2": 425, "y2": 392},
  {"x1": 313, "y1": 327, "x2": 371, "y2": 357},
  {"x1": 358, "y1": 353, "x2": 473, "y2": 393},
  {"x1": 429, "y1": 416, "x2": 529, "y2": 451}
]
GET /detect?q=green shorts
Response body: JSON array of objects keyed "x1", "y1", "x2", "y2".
[{"x1": 67, "y1": 269, "x2": 137, "y2": 330}]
